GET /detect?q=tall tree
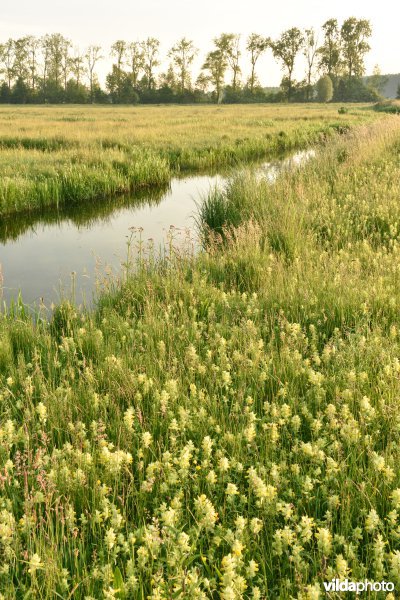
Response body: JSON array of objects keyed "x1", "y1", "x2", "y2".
[
  {"x1": 127, "y1": 42, "x2": 144, "y2": 88},
  {"x1": 168, "y1": 38, "x2": 198, "y2": 94},
  {"x1": 13, "y1": 37, "x2": 30, "y2": 86},
  {"x1": 110, "y1": 40, "x2": 127, "y2": 100},
  {"x1": 202, "y1": 49, "x2": 228, "y2": 102},
  {"x1": 41, "y1": 35, "x2": 52, "y2": 95},
  {"x1": 41, "y1": 34, "x2": 70, "y2": 89},
  {"x1": 271, "y1": 28, "x2": 304, "y2": 101},
  {"x1": 26, "y1": 36, "x2": 40, "y2": 91},
  {"x1": 70, "y1": 49, "x2": 85, "y2": 87},
  {"x1": 0, "y1": 39, "x2": 15, "y2": 90},
  {"x1": 60, "y1": 38, "x2": 72, "y2": 92},
  {"x1": 85, "y1": 45, "x2": 102, "y2": 102},
  {"x1": 246, "y1": 33, "x2": 269, "y2": 93},
  {"x1": 318, "y1": 19, "x2": 342, "y2": 79},
  {"x1": 140, "y1": 37, "x2": 160, "y2": 90},
  {"x1": 223, "y1": 34, "x2": 241, "y2": 90},
  {"x1": 340, "y1": 17, "x2": 372, "y2": 78},
  {"x1": 303, "y1": 28, "x2": 318, "y2": 100}
]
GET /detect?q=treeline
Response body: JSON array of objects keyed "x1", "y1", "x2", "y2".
[{"x1": 0, "y1": 18, "x2": 385, "y2": 105}]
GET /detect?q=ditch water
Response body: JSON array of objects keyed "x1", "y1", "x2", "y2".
[{"x1": 0, "y1": 150, "x2": 314, "y2": 313}]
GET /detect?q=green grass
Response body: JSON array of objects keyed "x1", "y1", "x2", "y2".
[
  {"x1": 0, "y1": 103, "x2": 380, "y2": 217},
  {"x1": 1, "y1": 114, "x2": 400, "y2": 598}
]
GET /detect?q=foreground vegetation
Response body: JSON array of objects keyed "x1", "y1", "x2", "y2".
[
  {"x1": 0, "y1": 103, "x2": 379, "y2": 218},
  {"x1": 1, "y1": 114, "x2": 400, "y2": 597}
]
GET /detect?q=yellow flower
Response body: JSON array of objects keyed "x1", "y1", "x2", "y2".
[{"x1": 28, "y1": 553, "x2": 43, "y2": 574}]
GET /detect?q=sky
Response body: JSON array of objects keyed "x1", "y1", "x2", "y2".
[{"x1": 2, "y1": 0, "x2": 400, "y2": 87}]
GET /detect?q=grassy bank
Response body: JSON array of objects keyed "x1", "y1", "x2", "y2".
[
  {"x1": 0, "y1": 103, "x2": 379, "y2": 217},
  {"x1": 1, "y1": 116, "x2": 400, "y2": 597}
]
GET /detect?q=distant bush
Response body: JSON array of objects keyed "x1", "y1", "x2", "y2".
[
  {"x1": 317, "y1": 75, "x2": 333, "y2": 103},
  {"x1": 373, "y1": 100, "x2": 400, "y2": 114}
]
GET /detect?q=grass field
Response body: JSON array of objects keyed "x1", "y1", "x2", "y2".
[
  {"x1": 0, "y1": 103, "x2": 379, "y2": 217},
  {"x1": 2, "y1": 106, "x2": 400, "y2": 598}
]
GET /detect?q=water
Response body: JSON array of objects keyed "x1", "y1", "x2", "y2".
[{"x1": 0, "y1": 150, "x2": 314, "y2": 311}]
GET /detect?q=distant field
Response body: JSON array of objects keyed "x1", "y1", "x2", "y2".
[{"x1": 0, "y1": 103, "x2": 380, "y2": 217}]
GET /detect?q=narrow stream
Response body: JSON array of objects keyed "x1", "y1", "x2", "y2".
[{"x1": 0, "y1": 150, "x2": 314, "y2": 311}]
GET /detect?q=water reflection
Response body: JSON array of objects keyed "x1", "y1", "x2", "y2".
[
  {"x1": 0, "y1": 185, "x2": 169, "y2": 244},
  {"x1": 0, "y1": 174, "x2": 221, "y2": 308}
]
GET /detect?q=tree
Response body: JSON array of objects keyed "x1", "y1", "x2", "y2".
[
  {"x1": 60, "y1": 38, "x2": 72, "y2": 92},
  {"x1": 340, "y1": 17, "x2": 372, "y2": 79},
  {"x1": 246, "y1": 33, "x2": 269, "y2": 93},
  {"x1": 26, "y1": 36, "x2": 40, "y2": 92},
  {"x1": 202, "y1": 49, "x2": 228, "y2": 102},
  {"x1": 271, "y1": 28, "x2": 304, "y2": 101},
  {"x1": 0, "y1": 81, "x2": 11, "y2": 102},
  {"x1": 140, "y1": 38, "x2": 160, "y2": 90},
  {"x1": 397, "y1": 84, "x2": 400, "y2": 100},
  {"x1": 70, "y1": 49, "x2": 85, "y2": 88},
  {"x1": 226, "y1": 34, "x2": 241, "y2": 90},
  {"x1": 110, "y1": 40, "x2": 127, "y2": 101},
  {"x1": 368, "y1": 65, "x2": 388, "y2": 96},
  {"x1": 11, "y1": 78, "x2": 31, "y2": 103},
  {"x1": 316, "y1": 75, "x2": 333, "y2": 102},
  {"x1": 303, "y1": 28, "x2": 318, "y2": 100},
  {"x1": 168, "y1": 38, "x2": 197, "y2": 94},
  {"x1": 85, "y1": 45, "x2": 102, "y2": 102},
  {"x1": 45, "y1": 34, "x2": 69, "y2": 88},
  {"x1": 13, "y1": 37, "x2": 30, "y2": 87},
  {"x1": 318, "y1": 19, "x2": 342, "y2": 79},
  {"x1": 201, "y1": 34, "x2": 238, "y2": 102},
  {"x1": 41, "y1": 35, "x2": 52, "y2": 96},
  {"x1": 0, "y1": 39, "x2": 15, "y2": 90},
  {"x1": 127, "y1": 42, "x2": 144, "y2": 88}
]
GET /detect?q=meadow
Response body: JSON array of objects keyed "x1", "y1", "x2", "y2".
[
  {"x1": 1, "y1": 105, "x2": 400, "y2": 598},
  {"x1": 0, "y1": 103, "x2": 378, "y2": 217}
]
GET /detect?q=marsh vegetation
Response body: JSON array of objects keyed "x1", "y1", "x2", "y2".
[{"x1": 1, "y1": 105, "x2": 400, "y2": 598}]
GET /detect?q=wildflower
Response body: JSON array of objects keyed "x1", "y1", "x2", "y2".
[
  {"x1": 226, "y1": 483, "x2": 239, "y2": 497},
  {"x1": 248, "y1": 467, "x2": 277, "y2": 505},
  {"x1": 202, "y1": 436, "x2": 214, "y2": 456},
  {"x1": 194, "y1": 494, "x2": 218, "y2": 531},
  {"x1": 28, "y1": 553, "x2": 43, "y2": 575},
  {"x1": 206, "y1": 470, "x2": 217, "y2": 485},
  {"x1": 250, "y1": 518, "x2": 263, "y2": 535},
  {"x1": 218, "y1": 457, "x2": 230, "y2": 473},
  {"x1": 142, "y1": 432, "x2": 153, "y2": 448},
  {"x1": 246, "y1": 560, "x2": 259, "y2": 578},
  {"x1": 221, "y1": 371, "x2": 231, "y2": 386},
  {"x1": 391, "y1": 489, "x2": 400, "y2": 509},
  {"x1": 252, "y1": 587, "x2": 261, "y2": 600},
  {"x1": 365, "y1": 508, "x2": 380, "y2": 533},
  {"x1": 36, "y1": 402, "x2": 47, "y2": 424},
  {"x1": 316, "y1": 527, "x2": 332, "y2": 556},
  {"x1": 105, "y1": 528, "x2": 116, "y2": 551},
  {"x1": 244, "y1": 423, "x2": 256, "y2": 443},
  {"x1": 232, "y1": 539, "x2": 244, "y2": 557},
  {"x1": 297, "y1": 515, "x2": 314, "y2": 543},
  {"x1": 123, "y1": 407, "x2": 135, "y2": 430}
]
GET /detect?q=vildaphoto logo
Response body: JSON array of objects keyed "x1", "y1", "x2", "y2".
[{"x1": 323, "y1": 579, "x2": 395, "y2": 594}]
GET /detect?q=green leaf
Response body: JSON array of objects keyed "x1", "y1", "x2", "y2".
[{"x1": 113, "y1": 566, "x2": 125, "y2": 599}]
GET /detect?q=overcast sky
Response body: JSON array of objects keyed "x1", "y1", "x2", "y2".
[{"x1": 3, "y1": 0, "x2": 400, "y2": 86}]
